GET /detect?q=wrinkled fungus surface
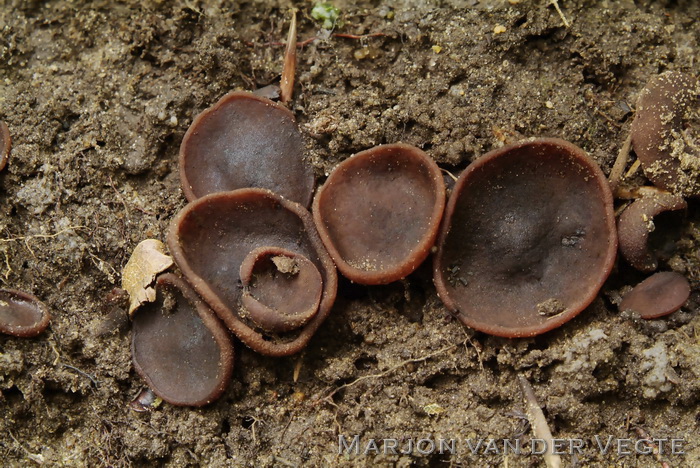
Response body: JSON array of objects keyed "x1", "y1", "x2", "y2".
[
  {"x1": 0, "y1": 120, "x2": 10, "y2": 171},
  {"x1": 631, "y1": 71, "x2": 700, "y2": 197},
  {"x1": 0, "y1": 289, "x2": 50, "y2": 337},
  {"x1": 239, "y1": 246, "x2": 323, "y2": 333},
  {"x1": 617, "y1": 191, "x2": 687, "y2": 272},
  {"x1": 620, "y1": 271, "x2": 690, "y2": 319},
  {"x1": 168, "y1": 188, "x2": 337, "y2": 356},
  {"x1": 131, "y1": 273, "x2": 234, "y2": 406},
  {"x1": 434, "y1": 138, "x2": 617, "y2": 337},
  {"x1": 313, "y1": 143, "x2": 445, "y2": 284},
  {"x1": 180, "y1": 91, "x2": 314, "y2": 206}
]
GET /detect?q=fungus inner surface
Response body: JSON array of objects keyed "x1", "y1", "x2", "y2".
[
  {"x1": 434, "y1": 138, "x2": 616, "y2": 337},
  {"x1": 180, "y1": 91, "x2": 314, "y2": 206},
  {"x1": 131, "y1": 273, "x2": 233, "y2": 406},
  {"x1": 0, "y1": 289, "x2": 50, "y2": 337},
  {"x1": 313, "y1": 144, "x2": 445, "y2": 284},
  {"x1": 619, "y1": 271, "x2": 690, "y2": 319},
  {"x1": 240, "y1": 246, "x2": 323, "y2": 333}
]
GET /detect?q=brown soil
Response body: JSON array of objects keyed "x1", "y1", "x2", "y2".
[{"x1": 1, "y1": 0, "x2": 699, "y2": 466}]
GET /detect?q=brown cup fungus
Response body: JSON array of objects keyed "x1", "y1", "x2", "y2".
[
  {"x1": 179, "y1": 91, "x2": 314, "y2": 206},
  {"x1": 0, "y1": 120, "x2": 10, "y2": 171},
  {"x1": 631, "y1": 71, "x2": 700, "y2": 197},
  {"x1": 168, "y1": 188, "x2": 337, "y2": 356},
  {"x1": 239, "y1": 247, "x2": 323, "y2": 333},
  {"x1": 434, "y1": 138, "x2": 617, "y2": 337},
  {"x1": 131, "y1": 273, "x2": 234, "y2": 406},
  {"x1": 620, "y1": 271, "x2": 690, "y2": 319},
  {"x1": 0, "y1": 289, "x2": 50, "y2": 337},
  {"x1": 312, "y1": 143, "x2": 445, "y2": 285},
  {"x1": 617, "y1": 191, "x2": 687, "y2": 272}
]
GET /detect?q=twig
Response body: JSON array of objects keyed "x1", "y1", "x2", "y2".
[
  {"x1": 518, "y1": 375, "x2": 561, "y2": 468},
  {"x1": 8, "y1": 431, "x2": 45, "y2": 465},
  {"x1": 440, "y1": 167, "x2": 458, "y2": 182},
  {"x1": 0, "y1": 247, "x2": 13, "y2": 280},
  {"x1": 293, "y1": 354, "x2": 303, "y2": 383},
  {"x1": 333, "y1": 32, "x2": 388, "y2": 40},
  {"x1": 625, "y1": 159, "x2": 641, "y2": 178},
  {"x1": 608, "y1": 132, "x2": 632, "y2": 193},
  {"x1": 247, "y1": 32, "x2": 389, "y2": 49},
  {"x1": 280, "y1": 9, "x2": 297, "y2": 104},
  {"x1": 549, "y1": 1, "x2": 570, "y2": 28},
  {"x1": 249, "y1": 416, "x2": 265, "y2": 444}
]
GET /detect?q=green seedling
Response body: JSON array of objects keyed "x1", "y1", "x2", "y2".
[{"x1": 312, "y1": 2, "x2": 341, "y2": 30}]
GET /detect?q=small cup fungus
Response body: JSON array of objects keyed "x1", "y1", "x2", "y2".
[
  {"x1": 312, "y1": 143, "x2": 445, "y2": 285},
  {"x1": 617, "y1": 191, "x2": 687, "y2": 272},
  {"x1": 239, "y1": 246, "x2": 323, "y2": 333},
  {"x1": 619, "y1": 271, "x2": 690, "y2": 319},
  {"x1": 167, "y1": 188, "x2": 337, "y2": 356},
  {"x1": 631, "y1": 71, "x2": 700, "y2": 197},
  {"x1": 0, "y1": 289, "x2": 50, "y2": 337},
  {"x1": 433, "y1": 138, "x2": 617, "y2": 337},
  {"x1": 131, "y1": 273, "x2": 234, "y2": 406},
  {"x1": 0, "y1": 120, "x2": 10, "y2": 171},
  {"x1": 179, "y1": 91, "x2": 314, "y2": 206}
]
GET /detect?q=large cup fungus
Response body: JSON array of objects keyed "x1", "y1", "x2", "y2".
[
  {"x1": 131, "y1": 273, "x2": 234, "y2": 406},
  {"x1": 434, "y1": 138, "x2": 617, "y2": 337},
  {"x1": 312, "y1": 143, "x2": 445, "y2": 285},
  {"x1": 168, "y1": 188, "x2": 337, "y2": 357},
  {"x1": 631, "y1": 71, "x2": 700, "y2": 197},
  {"x1": 0, "y1": 289, "x2": 50, "y2": 337},
  {"x1": 179, "y1": 91, "x2": 315, "y2": 207}
]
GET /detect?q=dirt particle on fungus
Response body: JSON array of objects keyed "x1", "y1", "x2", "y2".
[
  {"x1": 271, "y1": 255, "x2": 299, "y2": 276},
  {"x1": 536, "y1": 298, "x2": 566, "y2": 317}
]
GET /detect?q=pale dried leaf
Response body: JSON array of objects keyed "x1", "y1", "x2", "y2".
[
  {"x1": 423, "y1": 403, "x2": 446, "y2": 415},
  {"x1": 122, "y1": 239, "x2": 173, "y2": 316}
]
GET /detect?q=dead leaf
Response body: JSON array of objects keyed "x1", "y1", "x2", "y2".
[
  {"x1": 423, "y1": 403, "x2": 446, "y2": 415},
  {"x1": 122, "y1": 239, "x2": 173, "y2": 316}
]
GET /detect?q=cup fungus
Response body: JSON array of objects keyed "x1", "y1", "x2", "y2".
[
  {"x1": 619, "y1": 271, "x2": 690, "y2": 319},
  {"x1": 630, "y1": 71, "x2": 700, "y2": 197},
  {"x1": 179, "y1": 91, "x2": 314, "y2": 206},
  {"x1": 0, "y1": 289, "x2": 50, "y2": 337},
  {"x1": 312, "y1": 143, "x2": 445, "y2": 285},
  {"x1": 131, "y1": 273, "x2": 234, "y2": 406},
  {"x1": 433, "y1": 138, "x2": 617, "y2": 337},
  {"x1": 0, "y1": 120, "x2": 10, "y2": 171},
  {"x1": 617, "y1": 191, "x2": 687, "y2": 272},
  {"x1": 239, "y1": 247, "x2": 323, "y2": 333},
  {"x1": 167, "y1": 188, "x2": 337, "y2": 356}
]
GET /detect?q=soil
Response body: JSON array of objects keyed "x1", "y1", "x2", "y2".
[{"x1": 0, "y1": 0, "x2": 699, "y2": 467}]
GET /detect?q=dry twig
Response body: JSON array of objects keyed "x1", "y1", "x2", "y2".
[{"x1": 518, "y1": 375, "x2": 561, "y2": 468}]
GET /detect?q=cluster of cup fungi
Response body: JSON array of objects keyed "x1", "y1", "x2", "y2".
[
  {"x1": 123, "y1": 66, "x2": 698, "y2": 407},
  {"x1": 0, "y1": 21, "x2": 697, "y2": 410}
]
